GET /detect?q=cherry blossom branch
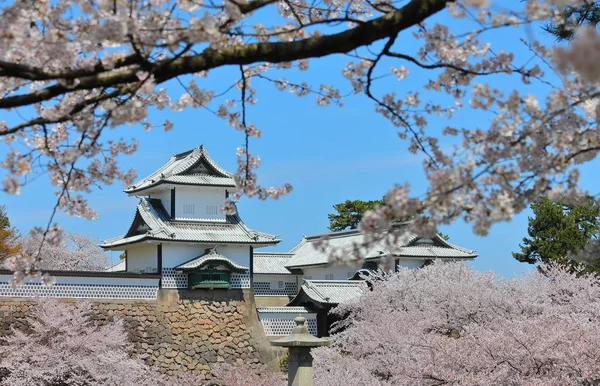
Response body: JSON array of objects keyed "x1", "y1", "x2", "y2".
[{"x1": 0, "y1": 0, "x2": 449, "y2": 109}]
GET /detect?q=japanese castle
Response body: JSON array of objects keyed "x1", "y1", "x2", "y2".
[{"x1": 97, "y1": 145, "x2": 478, "y2": 337}]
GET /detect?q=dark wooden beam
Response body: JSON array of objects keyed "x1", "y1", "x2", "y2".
[
  {"x1": 249, "y1": 246, "x2": 254, "y2": 290},
  {"x1": 157, "y1": 244, "x2": 163, "y2": 288},
  {"x1": 170, "y1": 188, "x2": 175, "y2": 220}
]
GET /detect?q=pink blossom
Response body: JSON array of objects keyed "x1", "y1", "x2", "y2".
[{"x1": 314, "y1": 262, "x2": 600, "y2": 385}]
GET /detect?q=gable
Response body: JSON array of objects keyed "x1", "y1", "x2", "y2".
[
  {"x1": 125, "y1": 211, "x2": 150, "y2": 238},
  {"x1": 182, "y1": 157, "x2": 219, "y2": 176}
]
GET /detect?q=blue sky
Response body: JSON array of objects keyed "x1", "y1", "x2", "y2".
[{"x1": 1, "y1": 4, "x2": 598, "y2": 278}]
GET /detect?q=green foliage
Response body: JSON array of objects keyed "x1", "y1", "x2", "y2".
[
  {"x1": 544, "y1": 2, "x2": 600, "y2": 40},
  {"x1": 327, "y1": 199, "x2": 449, "y2": 240},
  {"x1": 327, "y1": 199, "x2": 384, "y2": 231},
  {"x1": 0, "y1": 206, "x2": 10, "y2": 231},
  {"x1": 278, "y1": 353, "x2": 288, "y2": 373},
  {"x1": 513, "y1": 198, "x2": 600, "y2": 270}
]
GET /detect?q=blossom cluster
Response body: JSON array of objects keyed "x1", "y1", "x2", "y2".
[{"x1": 314, "y1": 262, "x2": 600, "y2": 385}]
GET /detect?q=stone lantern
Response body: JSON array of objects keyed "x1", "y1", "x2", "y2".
[{"x1": 270, "y1": 316, "x2": 330, "y2": 386}]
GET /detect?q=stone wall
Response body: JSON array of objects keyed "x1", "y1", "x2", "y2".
[
  {"x1": 254, "y1": 295, "x2": 291, "y2": 307},
  {"x1": 0, "y1": 289, "x2": 276, "y2": 380}
]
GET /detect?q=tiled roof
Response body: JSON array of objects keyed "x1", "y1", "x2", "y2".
[
  {"x1": 257, "y1": 306, "x2": 313, "y2": 314},
  {"x1": 285, "y1": 227, "x2": 477, "y2": 268},
  {"x1": 285, "y1": 227, "x2": 416, "y2": 268},
  {"x1": 105, "y1": 259, "x2": 126, "y2": 272},
  {"x1": 253, "y1": 252, "x2": 295, "y2": 274},
  {"x1": 124, "y1": 145, "x2": 235, "y2": 194},
  {"x1": 290, "y1": 280, "x2": 367, "y2": 305},
  {"x1": 175, "y1": 248, "x2": 247, "y2": 272},
  {"x1": 395, "y1": 245, "x2": 476, "y2": 258},
  {"x1": 100, "y1": 197, "x2": 280, "y2": 248}
]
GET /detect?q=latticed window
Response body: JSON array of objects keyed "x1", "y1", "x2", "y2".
[
  {"x1": 206, "y1": 205, "x2": 218, "y2": 215},
  {"x1": 189, "y1": 270, "x2": 230, "y2": 289}
]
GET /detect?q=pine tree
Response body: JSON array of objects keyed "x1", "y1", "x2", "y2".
[{"x1": 513, "y1": 197, "x2": 600, "y2": 272}]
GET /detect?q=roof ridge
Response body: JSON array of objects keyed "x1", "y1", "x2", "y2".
[
  {"x1": 302, "y1": 221, "x2": 414, "y2": 241},
  {"x1": 253, "y1": 252, "x2": 294, "y2": 256},
  {"x1": 307, "y1": 279, "x2": 365, "y2": 284}
]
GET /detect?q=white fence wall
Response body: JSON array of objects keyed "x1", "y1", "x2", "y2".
[
  {"x1": 253, "y1": 274, "x2": 299, "y2": 296},
  {"x1": 0, "y1": 274, "x2": 159, "y2": 300},
  {"x1": 161, "y1": 269, "x2": 250, "y2": 289},
  {"x1": 257, "y1": 307, "x2": 318, "y2": 336}
]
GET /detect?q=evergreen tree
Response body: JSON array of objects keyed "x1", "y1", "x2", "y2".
[
  {"x1": 327, "y1": 199, "x2": 449, "y2": 240},
  {"x1": 513, "y1": 197, "x2": 600, "y2": 270},
  {"x1": 544, "y1": 1, "x2": 600, "y2": 40},
  {"x1": 327, "y1": 199, "x2": 384, "y2": 231},
  {"x1": 0, "y1": 205, "x2": 20, "y2": 262}
]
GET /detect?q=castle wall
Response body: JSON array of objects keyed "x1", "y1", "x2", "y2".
[
  {"x1": 397, "y1": 259, "x2": 427, "y2": 269},
  {"x1": 0, "y1": 289, "x2": 276, "y2": 380},
  {"x1": 162, "y1": 244, "x2": 250, "y2": 269},
  {"x1": 302, "y1": 265, "x2": 361, "y2": 280},
  {"x1": 151, "y1": 188, "x2": 172, "y2": 217},
  {"x1": 127, "y1": 244, "x2": 158, "y2": 273},
  {"x1": 253, "y1": 274, "x2": 300, "y2": 296},
  {"x1": 176, "y1": 186, "x2": 226, "y2": 222}
]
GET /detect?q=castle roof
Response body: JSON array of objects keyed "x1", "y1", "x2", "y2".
[
  {"x1": 100, "y1": 197, "x2": 280, "y2": 249},
  {"x1": 175, "y1": 248, "x2": 248, "y2": 272},
  {"x1": 288, "y1": 279, "x2": 367, "y2": 306},
  {"x1": 285, "y1": 225, "x2": 477, "y2": 268},
  {"x1": 253, "y1": 252, "x2": 298, "y2": 275},
  {"x1": 124, "y1": 145, "x2": 235, "y2": 194}
]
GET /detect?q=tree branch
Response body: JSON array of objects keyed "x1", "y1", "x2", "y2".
[{"x1": 0, "y1": 0, "x2": 449, "y2": 109}]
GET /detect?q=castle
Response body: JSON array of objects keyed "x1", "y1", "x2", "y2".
[
  {"x1": 0, "y1": 145, "x2": 477, "y2": 374},
  {"x1": 100, "y1": 145, "x2": 478, "y2": 337}
]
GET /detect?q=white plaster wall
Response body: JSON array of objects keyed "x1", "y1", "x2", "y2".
[
  {"x1": 301, "y1": 265, "x2": 360, "y2": 280},
  {"x1": 259, "y1": 313, "x2": 318, "y2": 336},
  {"x1": 0, "y1": 274, "x2": 159, "y2": 287},
  {"x1": 151, "y1": 189, "x2": 172, "y2": 216},
  {"x1": 397, "y1": 259, "x2": 426, "y2": 270},
  {"x1": 219, "y1": 245, "x2": 251, "y2": 268},
  {"x1": 253, "y1": 274, "x2": 300, "y2": 289},
  {"x1": 161, "y1": 244, "x2": 250, "y2": 269},
  {"x1": 175, "y1": 187, "x2": 227, "y2": 221},
  {"x1": 127, "y1": 244, "x2": 157, "y2": 273},
  {"x1": 162, "y1": 244, "x2": 206, "y2": 268}
]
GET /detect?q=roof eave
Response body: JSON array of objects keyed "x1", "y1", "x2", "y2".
[
  {"x1": 125, "y1": 180, "x2": 237, "y2": 195},
  {"x1": 100, "y1": 236, "x2": 151, "y2": 250}
]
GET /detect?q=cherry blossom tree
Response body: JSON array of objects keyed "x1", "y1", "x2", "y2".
[
  {"x1": 0, "y1": 299, "x2": 153, "y2": 386},
  {"x1": 313, "y1": 261, "x2": 600, "y2": 385},
  {"x1": 1, "y1": 0, "x2": 600, "y2": 279},
  {"x1": 212, "y1": 363, "x2": 287, "y2": 385},
  {"x1": 3, "y1": 233, "x2": 109, "y2": 282},
  {"x1": 0, "y1": 299, "x2": 285, "y2": 385}
]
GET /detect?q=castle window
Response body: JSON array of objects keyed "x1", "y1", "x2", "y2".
[
  {"x1": 206, "y1": 205, "x2": 218, "y2": 215},
  {"x1": 183, "y1": 204, "x2": 195, "y2": 214},
  {"x1": 189, "y1": 271, "x2": 231, "y2": 289}
]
